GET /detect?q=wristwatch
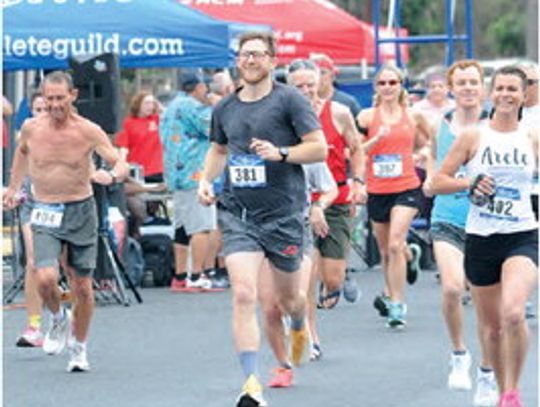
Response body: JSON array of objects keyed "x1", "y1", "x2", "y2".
[
  {"x1": 352, "y1": 177, "x2": 365, "y2": 185},
  {"x1": 279, "y1": 147, "x2": 289, "y2": 163}
]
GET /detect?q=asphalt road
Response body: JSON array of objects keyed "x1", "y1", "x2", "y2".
[{"x1": 3, "y1": 269, "x2": 538, "y2": 407}]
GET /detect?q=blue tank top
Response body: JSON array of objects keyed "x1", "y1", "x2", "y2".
[{"x1": 430, "y1": 117, "x2": 470, "y2": 228}]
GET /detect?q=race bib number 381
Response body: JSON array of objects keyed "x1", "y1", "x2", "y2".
[
  {"x1": 229, "y1": 154, "x2": 267, "y2": 188},
  {"x1": 373, "y1": 154, "x2": 403, "y2": 178},
  {"x1": 30, "y1": 203, "x2": 65, "y2": 228}
]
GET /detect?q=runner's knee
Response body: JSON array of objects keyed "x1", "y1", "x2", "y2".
[{"x1": 233, "y1": 283, "x2": 257, "y2": 308}]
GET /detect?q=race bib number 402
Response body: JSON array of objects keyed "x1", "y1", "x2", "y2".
[
  {"x1": 229, "y1": 154, "x2": 267, "y2": 188},
  {"x1": 373, "y1": 154, "x2": 403, "y2": 178},
  {"x1": 30, "y1": 203, "x2": 65, "y2": 228}
]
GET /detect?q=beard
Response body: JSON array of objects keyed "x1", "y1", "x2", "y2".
[{"x1": 240, "y1": 66, "x2": 271, "y2": 86}]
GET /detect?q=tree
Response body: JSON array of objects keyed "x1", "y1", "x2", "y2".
[{"x1": 332, "y1": 0, "x2": 531, "y2": 70}]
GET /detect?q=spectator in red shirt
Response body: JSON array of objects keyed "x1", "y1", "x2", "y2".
[{"x1": 116, "y1": 92, "x2": 164, "y2": 183}]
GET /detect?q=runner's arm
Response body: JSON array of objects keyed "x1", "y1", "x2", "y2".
[
  {"x1": 411, "y1": 110, "x2": 431, "y2": 151},
  {"x1": 198, "y1": 142, "x2": 227, "y2": 206},
  {"x1": 92, "y1": 125, "x2": 129, "y2": 182},
  {"x1": 431, "y1": 128, "x2": 477, "y2": 195}
]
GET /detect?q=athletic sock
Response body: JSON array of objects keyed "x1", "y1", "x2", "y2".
[
  {"x1": 280, "y1": 361, "x2": 292, "y2": 370},
  {"x1": 52, "y1": 307, "x2": 65, "y2": 322},
  {"x1": 28, "y1": 314, "x2": 41, "y2": 330},
  {"x1": 238, "y1": 351, "x2": 258, "y2": 379},
  {"x1": 190, "y1": 273, "x2": 200, "y2": 282},
  {"x1": 290, "y1": 317, "x2": 305, "y2": 331},
  {"x1": 174, "y1": 273, "x2": 187, "y2": 281}
]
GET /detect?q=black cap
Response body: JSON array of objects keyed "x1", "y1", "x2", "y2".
[{"x1": 181, "y1": 69, "x2": 209, "y2": 91}]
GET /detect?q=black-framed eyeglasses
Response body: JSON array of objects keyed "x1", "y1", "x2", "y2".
[
  {"x1": 527, "y1": 78, "x2": 539, "y2": 86},
  {"x1": 287, "y1": 59, "x2": 317, "y2": 74},
  {"x1": 238, "y1": 50, "x2": 271, "y2": 60}
]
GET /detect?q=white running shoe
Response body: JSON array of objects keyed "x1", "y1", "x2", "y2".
[
  {"x1": 186, "y1": 275, "x2": 213, "y2": 291},
  {"x1": 448, "y1": 351, "x2": 472, "y2": 390},
  {"x1": 43, "y1": 309, "x2": 71, "y2": 355},
  {"x1": 67, "y1": 342, "x2": 90, "y2": 372},
  {"x1": 474, "y1": 368, "x2": 498, "y2": 406}
]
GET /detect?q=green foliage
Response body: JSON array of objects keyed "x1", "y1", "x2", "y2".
[
  {"x1": 332, "y1": 0, "x2": 529, "y2": 69},
  {"x1": 486, "y1": 14, "x2": 525, "y2": 56}
]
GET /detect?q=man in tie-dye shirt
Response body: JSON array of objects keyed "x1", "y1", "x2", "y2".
[{"x1": 160, "y1": 69, "x2": 217, "y2": 292}]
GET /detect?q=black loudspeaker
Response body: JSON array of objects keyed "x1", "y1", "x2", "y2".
[{"x1": 69, "y1": 53, "x2": 121, "y2": 134}]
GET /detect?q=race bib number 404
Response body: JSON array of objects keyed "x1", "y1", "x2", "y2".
[
  {"x1": 30, "y1": 203, "x2": 65, "y2": 228},
  {"x1": 229, "y1": 154, "x2": 267, "y2": 188},
  {"x1": 373, "y1": 154, "x2": 403, "y2": 178}
]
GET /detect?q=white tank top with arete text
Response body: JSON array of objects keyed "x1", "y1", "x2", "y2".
[{"x1": 466, "y1": 123, "x2": 538, "y2": 236}]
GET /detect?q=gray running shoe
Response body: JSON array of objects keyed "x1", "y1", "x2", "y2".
[
  {"x1": 43, "y1": 309, "x2": 71, "y2": 355},
  {"x1": 343, "y1": 271, "x2": 359, "y2": 303},
  {"x1": 525, "y1": 301, "x2": 536, "y2": 319}
]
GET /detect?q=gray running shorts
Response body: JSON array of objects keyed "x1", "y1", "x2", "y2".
[
  {"x1": 303, "y1": 218, "x2": 314, "y2": 257},
  {"x1": 218, "y1": 209, "x2": 304, "y2": 273},
  {"x1": 173, "y1": 189, "x2": 217, "y2": 235},
  {"x1": 32, "y1": 196, "x2": 98, "y2": 277},
  {"x1": 430, "y1": 222, "x2": 465, "y2": 253}
]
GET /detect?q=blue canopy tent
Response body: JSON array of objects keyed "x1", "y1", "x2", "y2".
[{"x1": 3, "y1": 0, "x2": 240, "y2": 70}]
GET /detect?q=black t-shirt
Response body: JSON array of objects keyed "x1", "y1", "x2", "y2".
[{"x1": 211, "y1": 82, "x2": 321, "y2": 220}]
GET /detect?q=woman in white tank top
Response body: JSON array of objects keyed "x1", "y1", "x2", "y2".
[{"x1": 431, "y1": 66, "x2": 538, "y2": 407}]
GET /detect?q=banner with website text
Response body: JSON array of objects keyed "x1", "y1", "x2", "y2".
[{"x1": 2, "y1": 0, "x2": 235, "y2": 70}]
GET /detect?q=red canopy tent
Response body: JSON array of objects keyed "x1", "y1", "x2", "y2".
[{"x1": 180, "y1": 0, "x2": 408, "y2": 66}]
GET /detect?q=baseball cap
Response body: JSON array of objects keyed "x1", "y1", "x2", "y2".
[{"x1": 311, "y1": 53, "x2": 339, "y2": 75}]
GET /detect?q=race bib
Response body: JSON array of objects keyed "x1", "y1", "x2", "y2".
[
  {"x1": 373, "y1": 154, "x2": 402, "y2": 178},
  {"x1": 229, "y1": 154, "x2": 267, "y2": 188},
  {"x1": 481, "y1": 186, "x2": 520, "y2": 222},
  {"x1": 30, "y1": 203, "x2": 65, "y2": 228}
]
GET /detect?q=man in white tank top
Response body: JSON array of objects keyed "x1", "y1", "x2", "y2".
[{"x1": 431, "y1": 66, "x2": 538, "y2": 407}]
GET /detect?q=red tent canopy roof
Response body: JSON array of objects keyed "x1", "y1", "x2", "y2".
[{"x1": 181, "y1": 0, "x2": 408, "y2": 65}]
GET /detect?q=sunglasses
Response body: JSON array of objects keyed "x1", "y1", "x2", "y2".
[
  {"x1": 288, "y1": 59, "x2": 317, "y2": 74},
  {"x1": 238, "y1": 50, "x2": 271, "y2": 60},
  {"x1": 527, "y1": 79, "x2": 539, "y2": 86},
  {"x1": 377, "y1": 79, "x2": 401, "y2": 86}
]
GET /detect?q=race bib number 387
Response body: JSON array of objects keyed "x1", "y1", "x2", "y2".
[
  {"x1": 229, "y1": 154, "x2": 267, "y2": 188},
  {"x1": 30, "y1": 203, "x2": 65, "y2": 228},
  {"x1": 373, "y1": 154, "x2": 403, "y2": 178}
]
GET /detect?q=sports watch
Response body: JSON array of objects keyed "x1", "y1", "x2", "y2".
[{"x1": 279, "y1": 147, "x2": 289, "y2": 163}]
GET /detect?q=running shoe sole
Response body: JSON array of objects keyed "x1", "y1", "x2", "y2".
[
  {"x1": 236, "y1": 394, "x2": 267, "y2": 407},
  {"x1": 16, "y1": 337, "x2": 42, "y2": 348}
]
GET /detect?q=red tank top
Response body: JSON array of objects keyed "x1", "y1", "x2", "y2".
[
  {"x1": 312, "y1": 100, "x2": 350, "y2": 205},
  {"x1": 366, "y1": 107, "x2": 420, "y2": 194}
]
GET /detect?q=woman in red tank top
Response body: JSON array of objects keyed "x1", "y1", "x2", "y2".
[{"x1": 357, "y1": 64, "x2": 431, "y2": 329}]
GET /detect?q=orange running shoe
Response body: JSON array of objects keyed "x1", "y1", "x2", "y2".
[{"x1": 267, "y1": 367, "x2": 293, "y2": 388}]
